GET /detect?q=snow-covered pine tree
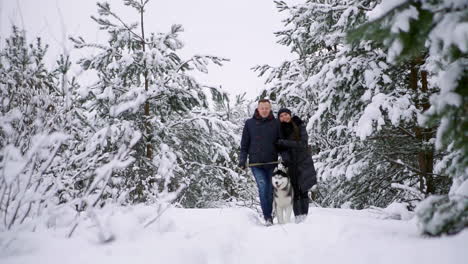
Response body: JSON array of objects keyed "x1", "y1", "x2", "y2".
[
  {"x1": 184, "y1": 91, "x2": 257, "y2": 208},
  {"x1": 258, "y1": 0, "x2": 448, "y2": 209},
  {"x1": 69, "y1": 0, "x2": 249, "y2": 207},
  {"x1": 0, "y1": 27, "x2": 68, "y2": 230},
  {"x1": 145, "y1": 88, "x2": 256, "y2": 208},
  {"x1": 349, "y1": 0, "x2": 467, "y2": 235}
]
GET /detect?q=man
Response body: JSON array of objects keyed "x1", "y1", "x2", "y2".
[{"x1": 239, "y1": 99, "x2": 280, "y2": 226}]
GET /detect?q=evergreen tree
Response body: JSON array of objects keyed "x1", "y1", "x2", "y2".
[
  {"x1": 349, "y1": 0, "x2": 467, "y2": 235},
  {"x1": 258, "y1": 0, "x2": 451, "y2": 210},
  {"x1": 0, "y1": 27, "x2": 67, "y2": 230},
  {"x1": 69, "y1": 0, "x2": 251, "y2": 207}
]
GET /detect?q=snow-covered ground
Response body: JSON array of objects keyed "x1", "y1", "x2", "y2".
[{"x1": 1, "y1": 206, "x2": 467, "y2": 264}]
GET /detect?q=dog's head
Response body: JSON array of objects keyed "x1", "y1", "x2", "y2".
[{"x1": 272, "y1": 165, "x2": 289, "y2": 189}]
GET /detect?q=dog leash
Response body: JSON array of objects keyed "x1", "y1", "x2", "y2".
[{"x1": 247, "y1": 161, "x2": 280, "y2": 167}]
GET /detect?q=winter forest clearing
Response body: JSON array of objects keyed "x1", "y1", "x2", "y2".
[{"x1": 0, "y1": 0, "x2": 467, "y2": 263}]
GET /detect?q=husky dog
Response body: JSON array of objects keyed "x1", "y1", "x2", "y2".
[{"x1": 272, "y1": 165, "x2": 294, "y2": 224}]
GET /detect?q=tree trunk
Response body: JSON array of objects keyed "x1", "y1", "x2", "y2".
[
  {"x1": 410, "y1": 57, "x2": 435, "y2": 195},
  {"x1": 140, "y1": 5, "x2": 152, "y2": 159},
  {"x1": 420, "y1": 69, "x2": 435, "y2": 194}
]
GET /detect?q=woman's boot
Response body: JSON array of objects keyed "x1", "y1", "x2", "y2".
[{"x1": 293, "y1": 198, "x2": 302, "y2": 216}]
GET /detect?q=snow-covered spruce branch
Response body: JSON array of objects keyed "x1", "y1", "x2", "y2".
[
  {"x1": 72, "y1": 108, "x2": 97, "y2": 133},
  {"x1": 172, "y1": 55, "x2": 229, "y2": 75},
  {"x1": 0, "y1": 134, "x2": 66, "y2": 230},
  {"x1": 93, "y1": 2, "x2": 145, "y2": 43},
  {"x1": 391, "y1": 183, "x2": 425, "y2": 200},
  {"x1": 397, "y1": 126, "x2": 416, "y2": 138},
  {"x1": 8, "y1": 137, "x2": 64, "y2": 229},
  {"x1": 167, "y1": 115, "x2": 232, "y2": 130},
  {"x1": 69, "y1": 36, "x2": 107, "y2": 50},
  {"x1": 382, "y1": 155, "x2": 447, "y2": 178},
  {"x1": 275, "y1": 0, "x2": 373, "y2": 13},
  {"x1": 67, "y1": 132, "x2": 140, "y2": 240},
  {"x1": 184, "y1": 161, "x2": 237, "y2": 173},
  {"x1": 143, "y1": 184, "x2": 185, "y2": 229}
]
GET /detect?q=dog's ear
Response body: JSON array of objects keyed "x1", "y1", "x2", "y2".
[
  {"x1": 277, "y1": 162, "x2": 288, "y2": 171},
  {"x1": 275, "y1": 169, "x2": 288, "y2": 178}
]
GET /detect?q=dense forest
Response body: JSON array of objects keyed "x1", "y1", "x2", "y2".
[{"x1": 1, "y1": 0, "x2": 466, "y2": 241}]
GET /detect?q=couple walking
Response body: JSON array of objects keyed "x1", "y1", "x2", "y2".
[{"x1": 238, "y1": 99, "x2": 317, "y2": 225}]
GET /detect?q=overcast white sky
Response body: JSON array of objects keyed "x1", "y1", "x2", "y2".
[{"x1": 0, "y1": 0, "x2": 300, "y2": 99}]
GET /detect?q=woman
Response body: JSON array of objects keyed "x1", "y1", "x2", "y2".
[{"x1": 276, "y1": 108, "x2": 317, "y2": 223}]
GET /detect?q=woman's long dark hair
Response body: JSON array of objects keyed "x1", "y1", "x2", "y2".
[
  {"x1": 291, "y1": 121, "x2": 300, "y2": 141},
  {"x1": 281, "y1": 117, "x2": 301, "y2": 141}
]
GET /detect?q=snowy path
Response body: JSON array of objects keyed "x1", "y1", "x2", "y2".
[{"x1": 2, "y1": 207, "x2": 467, "y2": 264}]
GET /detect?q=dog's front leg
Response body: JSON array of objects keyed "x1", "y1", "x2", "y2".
[
  {"x1": 277, "y1": 206, "x2": 285, "y2": 224},
  {"x1": 284, "y1": 205, "x2": 293, "y2": 223}
]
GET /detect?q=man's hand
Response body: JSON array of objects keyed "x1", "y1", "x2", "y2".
[{"x1": 238, "y1": 161, "x2": 246, "y2": 170}]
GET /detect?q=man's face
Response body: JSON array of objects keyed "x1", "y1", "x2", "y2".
[
  {"x1": 257, "y1": 102, "x2": 271, "y2": 118},
  {"x1": 279, "y1": 112, "x2": 291, "y2": 123}
]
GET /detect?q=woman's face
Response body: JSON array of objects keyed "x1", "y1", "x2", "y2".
[{"x1": 279, "y1": 112, "x2": 291, "y2": 123}]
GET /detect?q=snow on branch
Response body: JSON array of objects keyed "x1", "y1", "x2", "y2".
[{"x1": 391, "y1": 183, "x2": 425, "y2": 200}]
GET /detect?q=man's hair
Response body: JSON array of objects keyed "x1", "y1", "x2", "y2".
[{"x1": 258, "y1": 99, "x2": 271, "y2": 104}]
